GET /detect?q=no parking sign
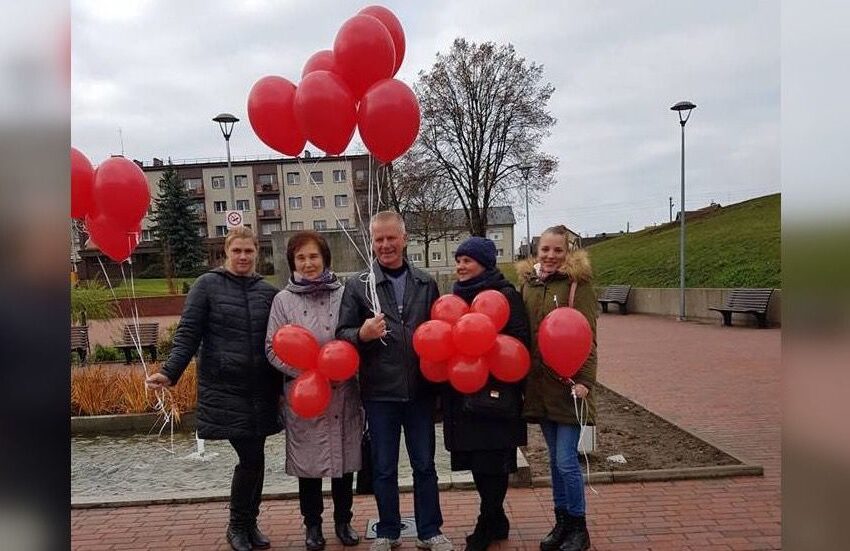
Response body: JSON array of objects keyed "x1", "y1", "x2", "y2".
[{"x1": 225, "y1": 210, "x2": 243, "y2": 228}]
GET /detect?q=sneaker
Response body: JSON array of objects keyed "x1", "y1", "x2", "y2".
[
  {"x1": 415, "y1": 533, "x2": 454, "y2": 551},
  {"x1": 370, "y1": 537, "x2": 402, "y2": 551}
]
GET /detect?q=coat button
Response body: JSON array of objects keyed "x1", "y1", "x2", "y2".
[{"x1": 325, "y1": 326, "x2": 330, "y2": 330}]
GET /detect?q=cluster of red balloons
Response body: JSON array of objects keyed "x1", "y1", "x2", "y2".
[
  {"x1": 71, "y1": 147, "x2": 151, "y2": 262},
  {"x1": 272, "y1": 324, "x2": 360, "y2": 418},
  {"x1": 413, "y1": 291, "x2": 531, "y2": 394},
  {"x1": 247, "y1": 5, "x2": 419, "y2": 164},
  {"x1": 538, "y1": 307, "x2": 593, "y2": 380}
]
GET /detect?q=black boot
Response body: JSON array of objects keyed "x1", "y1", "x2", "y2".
[
  {"x1": 465, "y1": 515, "x2": 492, "y2": 551},
  {"x1": 248, "y1": 523, "x2": 271, "y2": 550},
  {"x1": 558, "y1": 515, "x2": 590, "y2": 551},
  {"x1": 248, "y1": 468, "x2": 271, "y2": 549},
  {"x1": 486, "y1": 510, "x2": 509, "y2": 541},
  {"x1": 334, "y1": 522, "x2": 360, "y2": 546},
  {"x1": 540, "y1": 508, "x2": 569, "y2": 551},
  {"x1": 229, "y1": 465, "x2": 260, "y2": 551},
  {"x1": 305, "y1": 524, "x2": 326, "y2": 551}
]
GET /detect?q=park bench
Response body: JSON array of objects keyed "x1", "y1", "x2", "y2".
[
  {"x1": 115, "y1": 322, "x2": 160, "y2": 364},
  {"x1": 709, "y1": 288, "x2": 774, "y2": 328},
  {"x1": 598, "y1": 285, "x2": 632, "y2": 314},
  {"x1": 71, "y1": 325, "x2": 90, "y2": 364}
]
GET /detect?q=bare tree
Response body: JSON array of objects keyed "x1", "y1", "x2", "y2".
[
  {"x1": 415, "y1": 38, "x2": 558, "y2": 236},
  {"x1": 391, "y1": 151, "x2": 460, "y2": 267}
]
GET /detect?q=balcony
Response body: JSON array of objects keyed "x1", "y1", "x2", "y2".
[
  {"x1": 195, "y1": 211, "x2": 207, "y2": 222},
  {"x1": 186, "y1": 186, "x2": 205, "y2": 198},
  {"x1": 258, "y1": 208, "x2": 282, "y2": 219},
  {"x1": 255, "y1": 182, "x2": 280, "y2": 194}
]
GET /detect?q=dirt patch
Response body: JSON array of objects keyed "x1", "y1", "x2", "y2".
[{"x1": 522, "y1": 384, "x2": 740, "y2": 477}]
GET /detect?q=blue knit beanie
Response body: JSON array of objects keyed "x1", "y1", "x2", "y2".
[{"x1": 455, "y1": 236, "x2": 497, "y2": 270}]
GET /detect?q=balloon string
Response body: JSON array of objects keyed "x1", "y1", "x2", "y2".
[{"x1": 572, "y1": 390, "x2": 598, "y2": 496}]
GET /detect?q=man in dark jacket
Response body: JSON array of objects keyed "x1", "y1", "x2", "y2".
[{"x1": 336, "y1": 211, "x2": 452, "y2": 551}]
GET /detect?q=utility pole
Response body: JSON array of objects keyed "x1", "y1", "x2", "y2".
[
  {"x1": 669, "y1": 196, "x2": 674, "y2": 223},
  {"x1": 626, "y1": 221, "x2": 630, "y2": 234}
]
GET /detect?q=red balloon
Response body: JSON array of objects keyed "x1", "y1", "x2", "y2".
[
  {"x1": 412, "y1": 320, "x2": 455, "y2": 362},
  {"x1": 71, "y1": 147, "x2": 94, "y2": 219},
  {"x1": 358, "y1": 5, "x2": 406, "y2": 75},
  {"x1": 538, "y1": 307, "x2": 593, "y2": 379},
  {"x1": 470, "y1": 290, "x2": 510, "y2": 332},
  {"x1": 448, "y1": 355, "x2": 488, "y2": 394},
  {"x1": 420, "y1": 358, "x2": 449, "y2": 383},
  {"x1": 272, "y1": 325, "x2": 320, "y2": 371},
  {"x1": 294, "y1": 71, "x2": 356, "y2": 155},
  {"x1": 85, "y1": 214, "x2": 141, "y2": 263},
  {"x1": 316, "y1": 340, "x2": 360, "y2": 381},
  {"x1": 288, "y1": 370, "x2": 331, "y2": 418},
  {"x1": 484, "y1": 335, "x2": 530, "y2": 383},
  {"x1": 431, "y1": 294, "x2": 469, "y2": 325},
  {"x1": 357, "y1": 78, "x2": 420, "y2": 164},
  {"x1": 247, "y1": 76, "x2": 306, "y2": 157},
  {"x1": 452, "y1": 313, "x2": 497, "y2": 357},
  {"x1": 333, "y1": 14, "x2": 395, "y2": 100},
  {"x1": 92, "y1": 157, "x2": 150, "y2": 231},
  {"x1": 302, "y1": 50, "x2": 340, "y2": 78}
]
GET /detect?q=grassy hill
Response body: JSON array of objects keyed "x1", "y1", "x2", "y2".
[{"x1": 587, "y1": 193, "x2": 780, "y2": 288}]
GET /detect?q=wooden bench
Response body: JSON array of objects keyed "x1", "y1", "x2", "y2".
[
  {"x1": 709, "y1": 288, "x2": 774, "y2": 328},
  {"x1": 598, "y1": 285, "x2": 632, "y2": 314},
  {"x1": 71, "y1": 325, "x2": 90, "y2": 364},
  {"x1": 115, "y1": 322, "x2": 160, "y2": 364}
]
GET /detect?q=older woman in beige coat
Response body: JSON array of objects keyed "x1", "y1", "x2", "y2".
[{"x1": 265, "y1": 231, "x2": 364, "y2": 550}]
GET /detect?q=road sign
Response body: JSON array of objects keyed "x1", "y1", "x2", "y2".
[{"x1": 226, "y1": 210, "x2": 243, "y2": 228}]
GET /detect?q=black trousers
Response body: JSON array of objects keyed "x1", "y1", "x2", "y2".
[
  {"x1": 298, "y1": 472, "x2": 355, "y2": 527},
  {"x1": 228, "y1": 437, "x2": 267, "y2": 526},
  {"x1": 472, "y1": 471, "x2": 509, "y2": 518}
]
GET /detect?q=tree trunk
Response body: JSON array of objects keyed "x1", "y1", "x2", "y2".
[{"x1": 163, "y1": 244, "x2": 177, "y2": 295}]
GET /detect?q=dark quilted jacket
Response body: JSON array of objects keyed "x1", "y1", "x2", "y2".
[{"x1": 161, "y1": 268, "x2": 282, "y2": 439}]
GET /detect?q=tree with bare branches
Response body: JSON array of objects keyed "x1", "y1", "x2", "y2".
[{"x1": 414, "y1": 38, "x2": 558, "y2": 236}]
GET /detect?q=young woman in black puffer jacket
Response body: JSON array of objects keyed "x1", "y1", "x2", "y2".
[{"x1": 442, "y1": 237, "x2": 531, "y2": 551}]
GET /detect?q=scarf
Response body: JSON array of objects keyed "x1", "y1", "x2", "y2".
[{"x1": 285, "y1": 269, "x2": 341, "y2": 294}]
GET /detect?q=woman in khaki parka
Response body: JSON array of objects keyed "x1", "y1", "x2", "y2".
[{"x1": 518, "y1": 225, "x2": 597, "y2": 551}]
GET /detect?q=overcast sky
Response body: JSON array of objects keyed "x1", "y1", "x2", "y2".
[{"x1": 71, "y1": 0, "x2": 780, "y2": 242}]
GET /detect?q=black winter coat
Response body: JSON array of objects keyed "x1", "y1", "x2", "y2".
[
  {"x1": 442, "y1": 269, "x2": 531, "y2": 452},
  {"x1": 336, "y1": 261, "x2": 440, "y2": 401},
  {"x1": 161, "y1": 268, "x2": 283, "y2": 439}
]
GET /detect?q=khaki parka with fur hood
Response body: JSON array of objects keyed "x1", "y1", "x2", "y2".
[{"x1": 518, "y1": 249, "x2": 598, "y2": 425}]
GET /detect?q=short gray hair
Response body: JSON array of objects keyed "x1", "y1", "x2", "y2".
[{"x1": 369, "y1": 211, "x2": 406, "y2": 233}]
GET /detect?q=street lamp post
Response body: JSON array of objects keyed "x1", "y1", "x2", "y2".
[
  {"x1": 213, "y1": 113, "x2": 240, "y2": 210},
  {"x1": 670, "y1": 101, "x2": 696, "y2": 321},
  {"x1": 520, "y1": 163, "x2": 533, "y2": 257}
]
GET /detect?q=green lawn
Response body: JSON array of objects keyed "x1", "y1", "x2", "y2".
[
  {"x1": 110, "y1": 275, "x2": 280, "y2": 296},
  {"x1": 586, "y1": 194, "x2": 781, "y2": 288}
]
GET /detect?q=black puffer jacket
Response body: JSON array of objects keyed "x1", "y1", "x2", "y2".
[
  {"x1": 442, "y1": 269, "x2": 531, "y2": 452},
  {"x1": 161, "y1": 268, "x2": 282, "y2": 439},
  {"x1": 336, "y1": 261, "x2": 439, "y2": 401}
]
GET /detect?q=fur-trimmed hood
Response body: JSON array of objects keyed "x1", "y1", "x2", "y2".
[{"x1": 515, "y1": 249, "x2": 593, "y2": 284}]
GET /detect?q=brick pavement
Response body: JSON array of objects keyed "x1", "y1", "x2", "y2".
[{"x1": 71, "y1": 315, "x2": 781, "y2": 550}]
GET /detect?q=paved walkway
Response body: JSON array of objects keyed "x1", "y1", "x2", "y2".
[{"x1": 71, "y1": 315, "x2": 781, "y2": 550}]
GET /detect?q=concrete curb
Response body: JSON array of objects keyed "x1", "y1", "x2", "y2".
[
  {"x1": 530, "y1": 463, "x2": 763, "y2": 488},
  {"x1": 71, "y1": 412, "x2": 196, "y2": 435}
]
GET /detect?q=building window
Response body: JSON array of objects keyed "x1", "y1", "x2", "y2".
[
  {"x1": 211, "y1": 176, "x2": 225, "y2": 189},
  {"x1": 236, "y1": 199, "x2": 250, "y2": 211},
  {"x1": 260, "y1": 198, "x2": 279, "y2": 210},
  {"x1": 334, "y1": 194, "x2": 349, "y2": 208},
  {"x1": 214, "y1": 201, "x2": 227, "y2": 213},
  {"x1": 355, "y1": 169, "x2": 366, "y2": 183},
  {"x1": 288, "y1": 197, "x2": 302, "y2": 210},
  {"x1": 261, "y1": 222, "x2": 282, "y2": 235},
  {"x1": 183, "y1": 178, "x2": 202, "y2": 192},
  {"x1": 234, "y1": 175, "x2": 248, "y2": 188},
  {"x1": 409, "y1": 252, "x2": 423, "y2": 263},
  {"x1": 215, "y1": 225, "x2": 227, "y2": 237},
  {"x1": 336, "y1": 218, "x2": 350, "y2": 229},
  {"x1": 489, "y1": 232, "x2": 504, "y2": 241},
  {"x1": 141, "y1": 229, "x2": 153, "y2": 241},
  {"x1": 496, "y1": 248, "x2": 504, "y2": 258},
  {"x1": 258, "y1": 174, "x2": 277, "y2": 185},
  {"x1": 333, "y1": 170, "x2": 347, "y2": 183},
  {"x1": 197, "y1": 227, "x2": 208, "y2": 238},
  {"x1": 310, "y1": 171, "x2": 324, "y2": 184},
  {"x1": 286, "y1": 172, "x2": 300, "y2": 185},
  {"x1": 312, "y1": 196, "x2": 325, "y2": 209},
  {"x1": 290, "y1": 221, "x2": 304, "y2": 230},
  {"x1": 313, "y1": 220, "x2": 327, "y2": 231},
  {"x1": 432, "y1": 251, "x2": 442, "y2": 262},
  {"x1": 244, "y1": 223, "x2": 252, "y2": 229}
]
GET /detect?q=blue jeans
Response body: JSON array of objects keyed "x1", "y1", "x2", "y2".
[
  {"x1": 540, "y1": 421, "x2": 585, "y2": 516},
  {"x1": 364, "y1": 397, "x2": 443, "y2": 540}
]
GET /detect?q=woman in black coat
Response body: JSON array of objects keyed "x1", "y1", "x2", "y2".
[
  {"x1": 146, "y1": 226, "x2": 282, "y2": 551},
  {"x1": 442, "y1": 237, "x2": 531, "y2": 551}
]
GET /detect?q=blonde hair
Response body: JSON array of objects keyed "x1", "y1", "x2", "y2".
[
  {"x1": 369, "y1": 210, "x2": 406, "y2": 233},
  {"x1": 223, "y1": 226, "x2": 259, "y2": 271}
]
